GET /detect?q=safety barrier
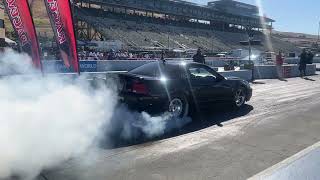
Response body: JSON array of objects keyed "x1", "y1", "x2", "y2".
[
  {"x1": 253, "y1": 64, "x2": 316, "y2": 79},
  {"x1": 285, "y1": 57, "x2": 320, "y2": 64},
  {"x1": 249, "y1": 141, "x2": 320, "y2": 180},
  {"x1": 43, "y1": 59, "x2": 245, "y2": 72},
  {"x1": 41, "y1": 60, "x2": 316, "y2": 81}
]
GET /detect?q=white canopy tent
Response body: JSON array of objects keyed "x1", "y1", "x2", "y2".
[{"x1": 5, "y1": 37, "x2": 17, "y2": 46}]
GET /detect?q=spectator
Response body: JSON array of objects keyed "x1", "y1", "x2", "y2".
[
  {"x1": 299, "y1": 49, "x2": 308, "y2": 78},
  {"x1": 307, "y1": 50, "x2": 314, "y2": 64},
  {"x1": 108, "y1": 50, "x2": 116, "y2": 60},
  {"x1": 89, "y1": 51, "x2": 94, "y2": 57},
  {"x1": 275, "y1": 51, "x2": 284, "y2": 80},
  {"x1": 193, "y1": 48, "x2": 205, "y2": 64},
  {"x1": 99, "y1": 52, "x2": 105, "y2": 60},
  {"x1": 161, "y1": 50, "x2": 165, "y2": 61}
]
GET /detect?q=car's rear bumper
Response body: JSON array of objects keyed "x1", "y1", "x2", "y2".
[{"x1": 119, "y1": 93, "x2": 168, "y2": 114}]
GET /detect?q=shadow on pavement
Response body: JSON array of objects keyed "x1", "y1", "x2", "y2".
[
  {"x1": 251, "y1": 81, "x2": 266, "y2": 85},
  {"x1": 104, "y1": 104, "x2": 253, "y2": 149},
  {"x1": 278, "y1": 78, "x2": 288, "y2": 82},
  {"x1": 304, "y1": 77, "x2": 316, "y2": 81}
]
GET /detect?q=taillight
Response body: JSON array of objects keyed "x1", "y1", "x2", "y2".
[{"x1": 132, "y1": 81, "x2": 149, "y2": 95}]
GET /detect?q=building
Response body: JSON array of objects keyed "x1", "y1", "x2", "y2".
[
  {"x1": 74, "y1": 0, "x2": 275, "y2": 40},
  {"x1": 208, "y1": 0, "x2": 259, "y2": 18},
  {"x1": 71, "y1": 0, "x2": 301, "y2": 53}
]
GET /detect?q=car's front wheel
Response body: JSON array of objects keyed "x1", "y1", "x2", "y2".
[
  {"x1": 168, "y1": 95, "x2": 189, "y2": 118},
  {"x1": 233, "y1": 87, "x2": 246, "y2": 108}
]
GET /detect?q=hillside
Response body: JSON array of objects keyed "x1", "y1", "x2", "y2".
[
  {"x1": 5, "y1": 0, "x2": 52, "y2": 40},
  {"x1": 273, "y1": 31, "x2": 319, "y2": 50},
  {"x1": 28, "y1": 0, "x2": 48, "y2": 18}
]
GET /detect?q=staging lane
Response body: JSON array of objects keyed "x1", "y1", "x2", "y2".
[{"x1": 44, "y1": 75, "x2": 320, "y2": 180}]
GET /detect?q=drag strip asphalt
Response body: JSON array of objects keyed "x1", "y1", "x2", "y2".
[{"x1": 44, "y1": 75, "x2": 320, "y2": 180}]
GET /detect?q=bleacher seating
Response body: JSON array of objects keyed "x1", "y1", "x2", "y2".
[{"x1": 76, "y1": 7, "x2": 301, "y2": 53}]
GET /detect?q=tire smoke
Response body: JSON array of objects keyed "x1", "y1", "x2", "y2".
[
  {"x1": 0, "y1": 49, "x2": 191, "y2": 180},
  {"x1": 109, "y1": 105, "x2": 192, "y2": 141}
]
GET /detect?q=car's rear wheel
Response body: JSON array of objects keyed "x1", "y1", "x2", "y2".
[
  {"x1": 233, "y1": 87, "x2": 246, "y2": 108},
  {"x1": 168, "y1": 95, "x2": 189, "y2": 118}
]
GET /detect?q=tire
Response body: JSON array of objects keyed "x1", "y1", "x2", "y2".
[
  {"x1": 168, "y1": 94, "x2": 189, "y2": 118},
  {"x1": 233, "y1": 87, "x2": 246, "y2": 108}
]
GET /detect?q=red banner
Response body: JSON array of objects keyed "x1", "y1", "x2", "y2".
[
  {"x1": 4, "y1": 0, "x2": 42, "y2": 69},
  {"x1": 44, "y1": 0, "x2": 79, "y2": 73}
]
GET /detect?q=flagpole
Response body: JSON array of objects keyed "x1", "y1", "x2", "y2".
[
  {"x1": 28, "y1": 0, "x2": 44, "y2": 75},
  {"x1": 70, "y1": 0, "x2": 80, "y2": 76}
]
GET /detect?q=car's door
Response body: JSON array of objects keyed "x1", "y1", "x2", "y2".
[
  {"x1": 203, "y1": 65, "x2": 234, "y2": 102},
  {"x1": 187, "y1": 65, "x2": 233, "y2": 106}
]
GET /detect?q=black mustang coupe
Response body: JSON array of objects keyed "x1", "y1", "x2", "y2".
[{"x1": 118, "y1": 61, "x2": 252, "y2": 118}]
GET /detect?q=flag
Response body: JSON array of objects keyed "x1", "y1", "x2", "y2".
[
  {"x1": 4, "y1": 0, "x2": 42, "y2": 70},
  {"x1": 44, "y1": 0, "x2": 79, "y2": 73}
]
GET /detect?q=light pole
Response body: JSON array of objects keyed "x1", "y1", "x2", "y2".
[
  {"x1": 167, "y1": 22, "x2": 170, "y2": 51},
  {"x1": 167, "y1": 33, "x2": 170, "y2": 50},
  {"x1": 246, "y1": 27, "x2": 254, "y2": 82},
  {"x1": 212, "y1": 30, "x2": 214, "y2": 53},
  {"x1": 318, "y1": 21, "x2": 320, "y2": 44}
]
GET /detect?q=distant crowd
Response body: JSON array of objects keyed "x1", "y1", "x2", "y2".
[{"x1": 77, "y1": 50, "x2": 162, "y2": 60}]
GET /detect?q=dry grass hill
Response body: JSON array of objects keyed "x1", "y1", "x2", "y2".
[
  {"x1": 273, "y1": 31, "x2": 319, "y2": 50},
  {"x1": 5, "y1": 0, "x2": 52, "y2": 40}
]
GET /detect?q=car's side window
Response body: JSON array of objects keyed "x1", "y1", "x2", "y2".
[{"x1": 188, "y1": 67, "x2": 217, "y2": 80}]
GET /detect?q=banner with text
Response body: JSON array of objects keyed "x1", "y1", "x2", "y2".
[
  {"x1": 44, "y1": 0, "x2": 79, "y2": 73},
  {"x1": 4, "y1": 0, "x2": 42, "y2": 69}
]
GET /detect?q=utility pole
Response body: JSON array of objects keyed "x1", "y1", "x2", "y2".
[
  {"x1": 167, "y1": 26, "x2": 170, "y2": 51},
  {"x1": 249, "y1": 35, "x2": 254, "y2": 82},
  {"x1": 246, "y1": 27, "x2": 254, "y2": 82},
  {"x1": 212, "y1": 30, "x2": 214, "y2": 53},
  {"x1": 167, "y1": 34, "x2": 170, "y2": 50},
  {"x1": 318, "y1": 21, "x2": 320, "y2": 44}
]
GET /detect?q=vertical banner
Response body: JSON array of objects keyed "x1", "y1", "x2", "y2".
[
  {"x1": 44, "y1": 0, "x2": 79, "y2": 73},
  {"x1": 4, "y1": 0, "x2": 42, "y2": 69}
]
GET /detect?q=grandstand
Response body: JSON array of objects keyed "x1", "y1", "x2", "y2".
[{"x1": 73, "y1": 0, "x2": 300, "y2": 54}]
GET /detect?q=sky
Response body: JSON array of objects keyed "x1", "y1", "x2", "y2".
[{"x1": 188, "y1": 0, "x2": 320, "y2": 35}]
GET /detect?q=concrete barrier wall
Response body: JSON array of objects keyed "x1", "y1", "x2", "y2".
[
  {"x1": 285, "y1": 57, "x2": 320, "y2": 64},
  {"x1": 96, "y1": 60, "x2": 249, "y2": 71},
  {"x1": 43, "y1": 60, "x2": 230, "y2": 72},
  {"x1": 254, "y1": 64, "x2": 316, "y2": 79},
  {"x1": 98, "y1": 61, "x2": 252, "y2": 81},
  {"x1": 41, "y1": 60, "x2": 316, "y2": 81},
  {"x1": 41, "y1": 60, "x2": 253, "y2": 81},
  {"x1": 206, "y1": 60, "x2": 228, "y2": 67},
  {"x1": 97, "y1": 60, "x2": 154, "y2": 72},
  {"x1": 220, "y1": 70, "x2": 252, "y2": 81},
  {"x1": 249, "y1": 141, "x2": 320, "y2": 180},
  {"x1": 97, "y1": 60, "x2": 230, "y2": 71},
  {"x1": 206, "y1": 59, "x2": 251, "y2": 67}
]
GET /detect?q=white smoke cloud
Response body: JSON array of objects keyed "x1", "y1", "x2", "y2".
[
  {"x1": 113, "y1": 108, "x2": 192, "y2": 140},
  {"x1": 0, "y1": 49, "x2": 117, "y2": 180},
  {"x1": 0, "y1": 49, "x2": 192, "y2": 180},
  {"x1": 0, "y1": 49, "x2": 35, "y2": 75}
]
